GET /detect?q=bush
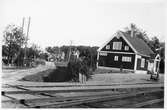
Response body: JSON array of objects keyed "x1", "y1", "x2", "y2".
[
  {"x1": 44, "y1": 67, "x2": 71, "y2": 82},
  {"x1": 34, "y1": 59, "x2": 46, "y2": 65},
  {"x1": 67, "y1": 58, "x2": 93, "y2": 82},
  {"x1": 2, "y1": 59, "x2": 8, "y2": 65}
]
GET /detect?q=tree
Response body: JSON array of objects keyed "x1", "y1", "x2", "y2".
[
  {"x1": 124, "y1": 23, "x2": 150, "y2": 43},
  {"x1": 45, "y1": 46, "x2": 55, "y2": 54},
  {"x1": 148, "y1": 36, "x2": 160, "y2": 53},
  {"x1": 30, "y1": 43, "x2": 41, "y2": 59},
  {"x1": 124, "y1": 23, "x2": 163, "y2": 54},
  {"x1": 60, "y1": 46, "x2": 70, "y2": 61},
  {"x1": 39, "y1": 52, "x2": 49, "y2": 61},
  {"x1": 67, "y1": 57, "x2": 92, "y2": 82},
  {"x1": 3, "y1": 24, "x2": 26, "y2": 65},
  {"x1": 2, "y1": 45, "x2": 8, "y2": 57}
]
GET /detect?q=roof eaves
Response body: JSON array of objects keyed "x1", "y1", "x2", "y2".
[
  {"x1": 119, "y1": 31, "x2": 138, "y2": 54},
  {"x1": 97, "y1": 32, "x2": 118, "y2": 51}
]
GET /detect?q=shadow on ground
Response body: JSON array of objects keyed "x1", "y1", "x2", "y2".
[{"x1": 20, "y1": 67, "x2": 72, "y2": 82}]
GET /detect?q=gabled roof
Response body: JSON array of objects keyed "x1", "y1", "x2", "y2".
[
  {"x1": 121, "y1": 31, "x2": 154, "y2": 56},
  {"x1": 98, "y1": 31, "x2": 154, "y2": 57}
]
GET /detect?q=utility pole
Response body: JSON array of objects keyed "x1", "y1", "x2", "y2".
[
  {"x1": 91, "y1": 50, "x2": 92, "y2": 68},
  {"x1": 19, "y1": 17, "x2": 25, "y2": 66},
  {"x1": 68, "y1": 40, "x2": 72, "y2": 62},
  {"x1": 24, "y1": 17, "x2": 31, "y2": 66},
  {"x1": 22, "y1": 17, "x2": 25, "y2": 34}
]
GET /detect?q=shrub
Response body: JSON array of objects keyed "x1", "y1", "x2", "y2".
[
  {"x1": 44, "y1": 67, "x2": 71, "y2": 82},
  {"x1": 2, "y1": 59, "x2": 8, "y2": 65},
  {"x1": 67, "y1": 58, "x2": 92, "y2": 82},
  {"x1": 34, "y1": 59, "x2": 46, "y2": 65}
]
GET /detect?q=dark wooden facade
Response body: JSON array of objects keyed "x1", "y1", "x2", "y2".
[{"x1": 98, "y1": 52, "x2": 135, "y2": 70}]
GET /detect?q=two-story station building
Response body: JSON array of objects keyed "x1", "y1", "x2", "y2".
[{"x1": 97, "y1": 31, "x2": 154, "y2": 74}]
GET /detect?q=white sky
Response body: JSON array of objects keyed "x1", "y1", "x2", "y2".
[{"x1": 0, "y1": 0, "x2": 166, "y2": 49}]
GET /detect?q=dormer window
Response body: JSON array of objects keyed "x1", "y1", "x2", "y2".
[
  {"x1": 124, "y1": 46, "x2": 129, "y2": 51},
  {"x1": 113, "y1": 42, "x2": 122, "y2": 50},
  {"x1": 106, "y1": 45, "x2": 110, "y2": 50}
]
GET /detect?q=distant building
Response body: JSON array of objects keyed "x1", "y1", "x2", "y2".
[
  {"x1": 97, "y1": 31, "x2": 154, "y2": 74},
  {"x1": 148, "y1": 54, "x2": 161, "y2": 74},
  {"x1": 70, "y1": 49, "x2": 80, "y2": 61},
  {"x1": 47, "y1": 51, "x2": 65, "y2": 62},
  {"x1": 72, "y1": 50, "x2": 80, "y2": 59}
]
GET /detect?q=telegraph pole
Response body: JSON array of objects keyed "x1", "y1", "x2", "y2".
[
  {"x1": 68, "y1": 40, "x2": 72, "y2": 62},
  {"x1": 22, "y1": 17, "x2": 25, "y2": 33},
  {"x1": 19, "y1": 17, "x2": 24, "y2": 66},
  {"x1": 24, "y1": 17, "x2": 31, "y2": 66}
]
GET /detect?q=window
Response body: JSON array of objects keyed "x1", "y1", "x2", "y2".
[
  {"x1": 124, "y1": 46, "x2": 129, "y2": 51},
  {"x1": 141, "y1": 58, "x2": 145, "y2": 68},
  {"x1": 114, "y1": 56, "x2": 118, "y2": 61},
  {"x1": 99, "y1": 52, "x2": 107, "y2": 56},
  {"x1": 122, "y1": 56, "x2": 131, "y2": 62},
  {"x1": 113, "y1": 42, "x2": 122, "y2": 50},
  {"x1": 106, "y1": 45, "x2": 110, "y2": 50}
]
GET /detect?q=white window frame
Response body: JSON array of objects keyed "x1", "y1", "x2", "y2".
[
  {"x1": 99, "y1": 52, "x2": 107, "y2": 56},
  {"x1": 122, "y1": 56, "x2": 131, "y2": 62},
  {"x1": 141, "y1": 58, "x2": 145, "y2": 68},
  {"x1": 106, "y1": 45, "x2": 110, "y2": 50},
  {"x1": 124, "y1": 46, "x2": 129, "y2": 51},
  {"x1": 113, "y1": 42, "x2": 122, "y2": 50},
  {"x1": 114, "y1": 56, "x2": 118, "y2": 61}
]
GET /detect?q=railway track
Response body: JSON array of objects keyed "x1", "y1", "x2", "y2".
[{"x1": 2, "y1": 83, "x2": 164, "y2": 108}]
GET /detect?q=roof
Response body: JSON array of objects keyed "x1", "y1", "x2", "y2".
[
  {"x1": 121, "y1": 31, "x2": 154, "y2": 56},
  {"x1": 98, "y1": 31, "x2": 154, "y2": 57}
]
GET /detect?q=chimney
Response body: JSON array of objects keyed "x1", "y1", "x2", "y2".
[{"x1": 130, "y1": 23, "x2": 134, "y2": 38}]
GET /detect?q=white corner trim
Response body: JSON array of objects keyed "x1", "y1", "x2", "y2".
[
  {"x1": 96, "y1": 52, "x2": 99, "y2": 68},
  {"x1": 134, "y1": 54, "x2": 138, "y2": 71}
]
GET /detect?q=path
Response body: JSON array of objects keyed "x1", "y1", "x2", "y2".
[{"x1": 2, "y1": 62, "x2": 55, "y2": 84}]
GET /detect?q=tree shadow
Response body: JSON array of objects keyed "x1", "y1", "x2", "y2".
[{"x1": 43, "y1": 66, "x2": 72, "y2": 82}]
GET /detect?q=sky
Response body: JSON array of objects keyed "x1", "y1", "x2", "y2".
[{"x1": 0, "y1": 0, "x2": 166, "y2": 50}]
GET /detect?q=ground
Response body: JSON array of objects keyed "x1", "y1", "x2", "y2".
[
  {"x1": 2, "y1": 62, "x2": 55, "y2": 84},
  {"x1": 2, "y1": 62, "x2": 164, "y2": 108},
  {"x1": 2, "y1": 61, "x2": 164, "y2": 86}
]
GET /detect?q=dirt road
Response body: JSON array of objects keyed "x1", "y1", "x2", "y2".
[{"x1": 2, "y1": 62, "x2": 55, "y2": 84}]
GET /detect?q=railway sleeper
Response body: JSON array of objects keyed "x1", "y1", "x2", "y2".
[
  {"x1": 74, "y1": 91, "x2": 164, "y2": 108},
  {"x1": 124, "y1": 98, "x2": 164, "y2": 108},
  {"x1": 2, "y1": 85, "x2": 163, "y2": 94},
  {"x1": 28, "y1": 89, "x2": 163, "y2": 108},
  {"x1": 99, "y1": 91, "x2": 164, "y2": 108}
]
